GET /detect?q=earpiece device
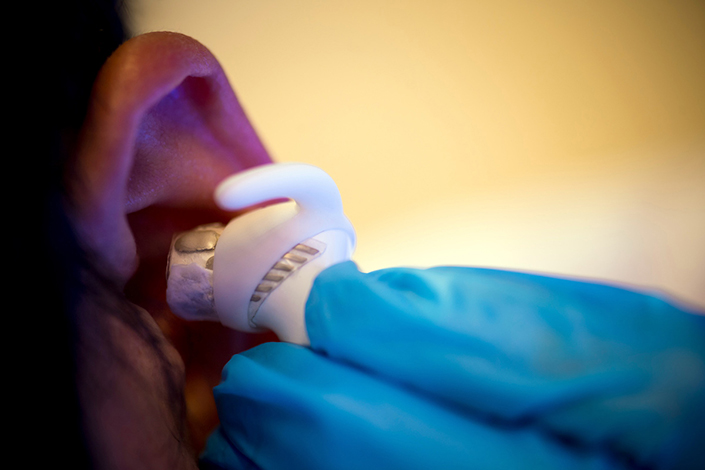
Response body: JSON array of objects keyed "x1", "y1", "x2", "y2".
[{"x1": 166, "y1": 163, "x2": 356, "y2": 345}]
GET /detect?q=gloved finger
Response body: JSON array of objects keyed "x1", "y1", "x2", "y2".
[
  {"x1": 305, "y1": 261, "x2": 705, "y2": 469},
  {"x1": 201, "y1": 342, "x2": 630, "y2": 470}
]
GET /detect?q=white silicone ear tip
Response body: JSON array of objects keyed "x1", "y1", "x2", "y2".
[
  {"x1": 215, "y1": 162, "x2": 344, "y2": 214},
  {"x1": 210, "y1": 162, "x2": 356, "y2": 340}
]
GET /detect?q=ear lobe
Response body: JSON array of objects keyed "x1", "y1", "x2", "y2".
[{"x1": 69, "y1": 31, "x2": 272, "y2": 283}]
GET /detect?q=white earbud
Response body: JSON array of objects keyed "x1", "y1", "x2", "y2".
[{"x1": 166, "y1": 162, "x2": 356, "y2": 345}]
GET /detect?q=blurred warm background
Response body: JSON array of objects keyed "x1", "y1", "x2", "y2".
[{"x1": 129, "y1": 0, "x2": 705, "y2": 310}]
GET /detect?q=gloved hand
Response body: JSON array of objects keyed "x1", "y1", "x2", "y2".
[{"x1": 200, "y1": 261, "x2": 705, "y2": 470}]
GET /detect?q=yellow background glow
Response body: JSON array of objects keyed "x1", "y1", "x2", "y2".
[{"x1": 130, "y1": 0, "x2": 705, "y2": 309}]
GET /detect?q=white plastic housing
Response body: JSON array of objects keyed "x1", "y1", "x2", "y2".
[{"x1": 210, "y1": 163, "x2": 356, "y2": 344}]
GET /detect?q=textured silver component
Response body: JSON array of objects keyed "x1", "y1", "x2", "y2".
[
  {"x1": 174, "y1": 230, "x2": 220, "y2": 253},
  {"x1": 273, "y1": 261, "x2": 295, "y2": 272},
  {"x1": 247, "y1": 238, "x2": 328, "y2": 326},
  {"x1": 166, "y1": 223, "x2": 225, "y2": 322},
  {"x1": 283, "y1": 253, "x2": 307, "y2": 263},
  {"x1": 294, "y1": 244, "x2": 319, "y2": 255}
]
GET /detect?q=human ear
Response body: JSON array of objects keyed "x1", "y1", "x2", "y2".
[{"x1": 68, "y1": 31, "x2": 272, "y2": 283}]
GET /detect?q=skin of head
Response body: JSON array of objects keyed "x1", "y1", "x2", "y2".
[{"x1": 66, "y1": 31, "x2": 274, "y2": 469}]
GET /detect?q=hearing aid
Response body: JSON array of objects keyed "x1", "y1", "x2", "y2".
[{"x1": 166, "y1": 163, "x2": 356, "y2": 345}]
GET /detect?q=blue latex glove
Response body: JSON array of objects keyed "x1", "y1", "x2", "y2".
[{"x1": 200, "y1": 261, "x2": 705, "y2": 470}]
